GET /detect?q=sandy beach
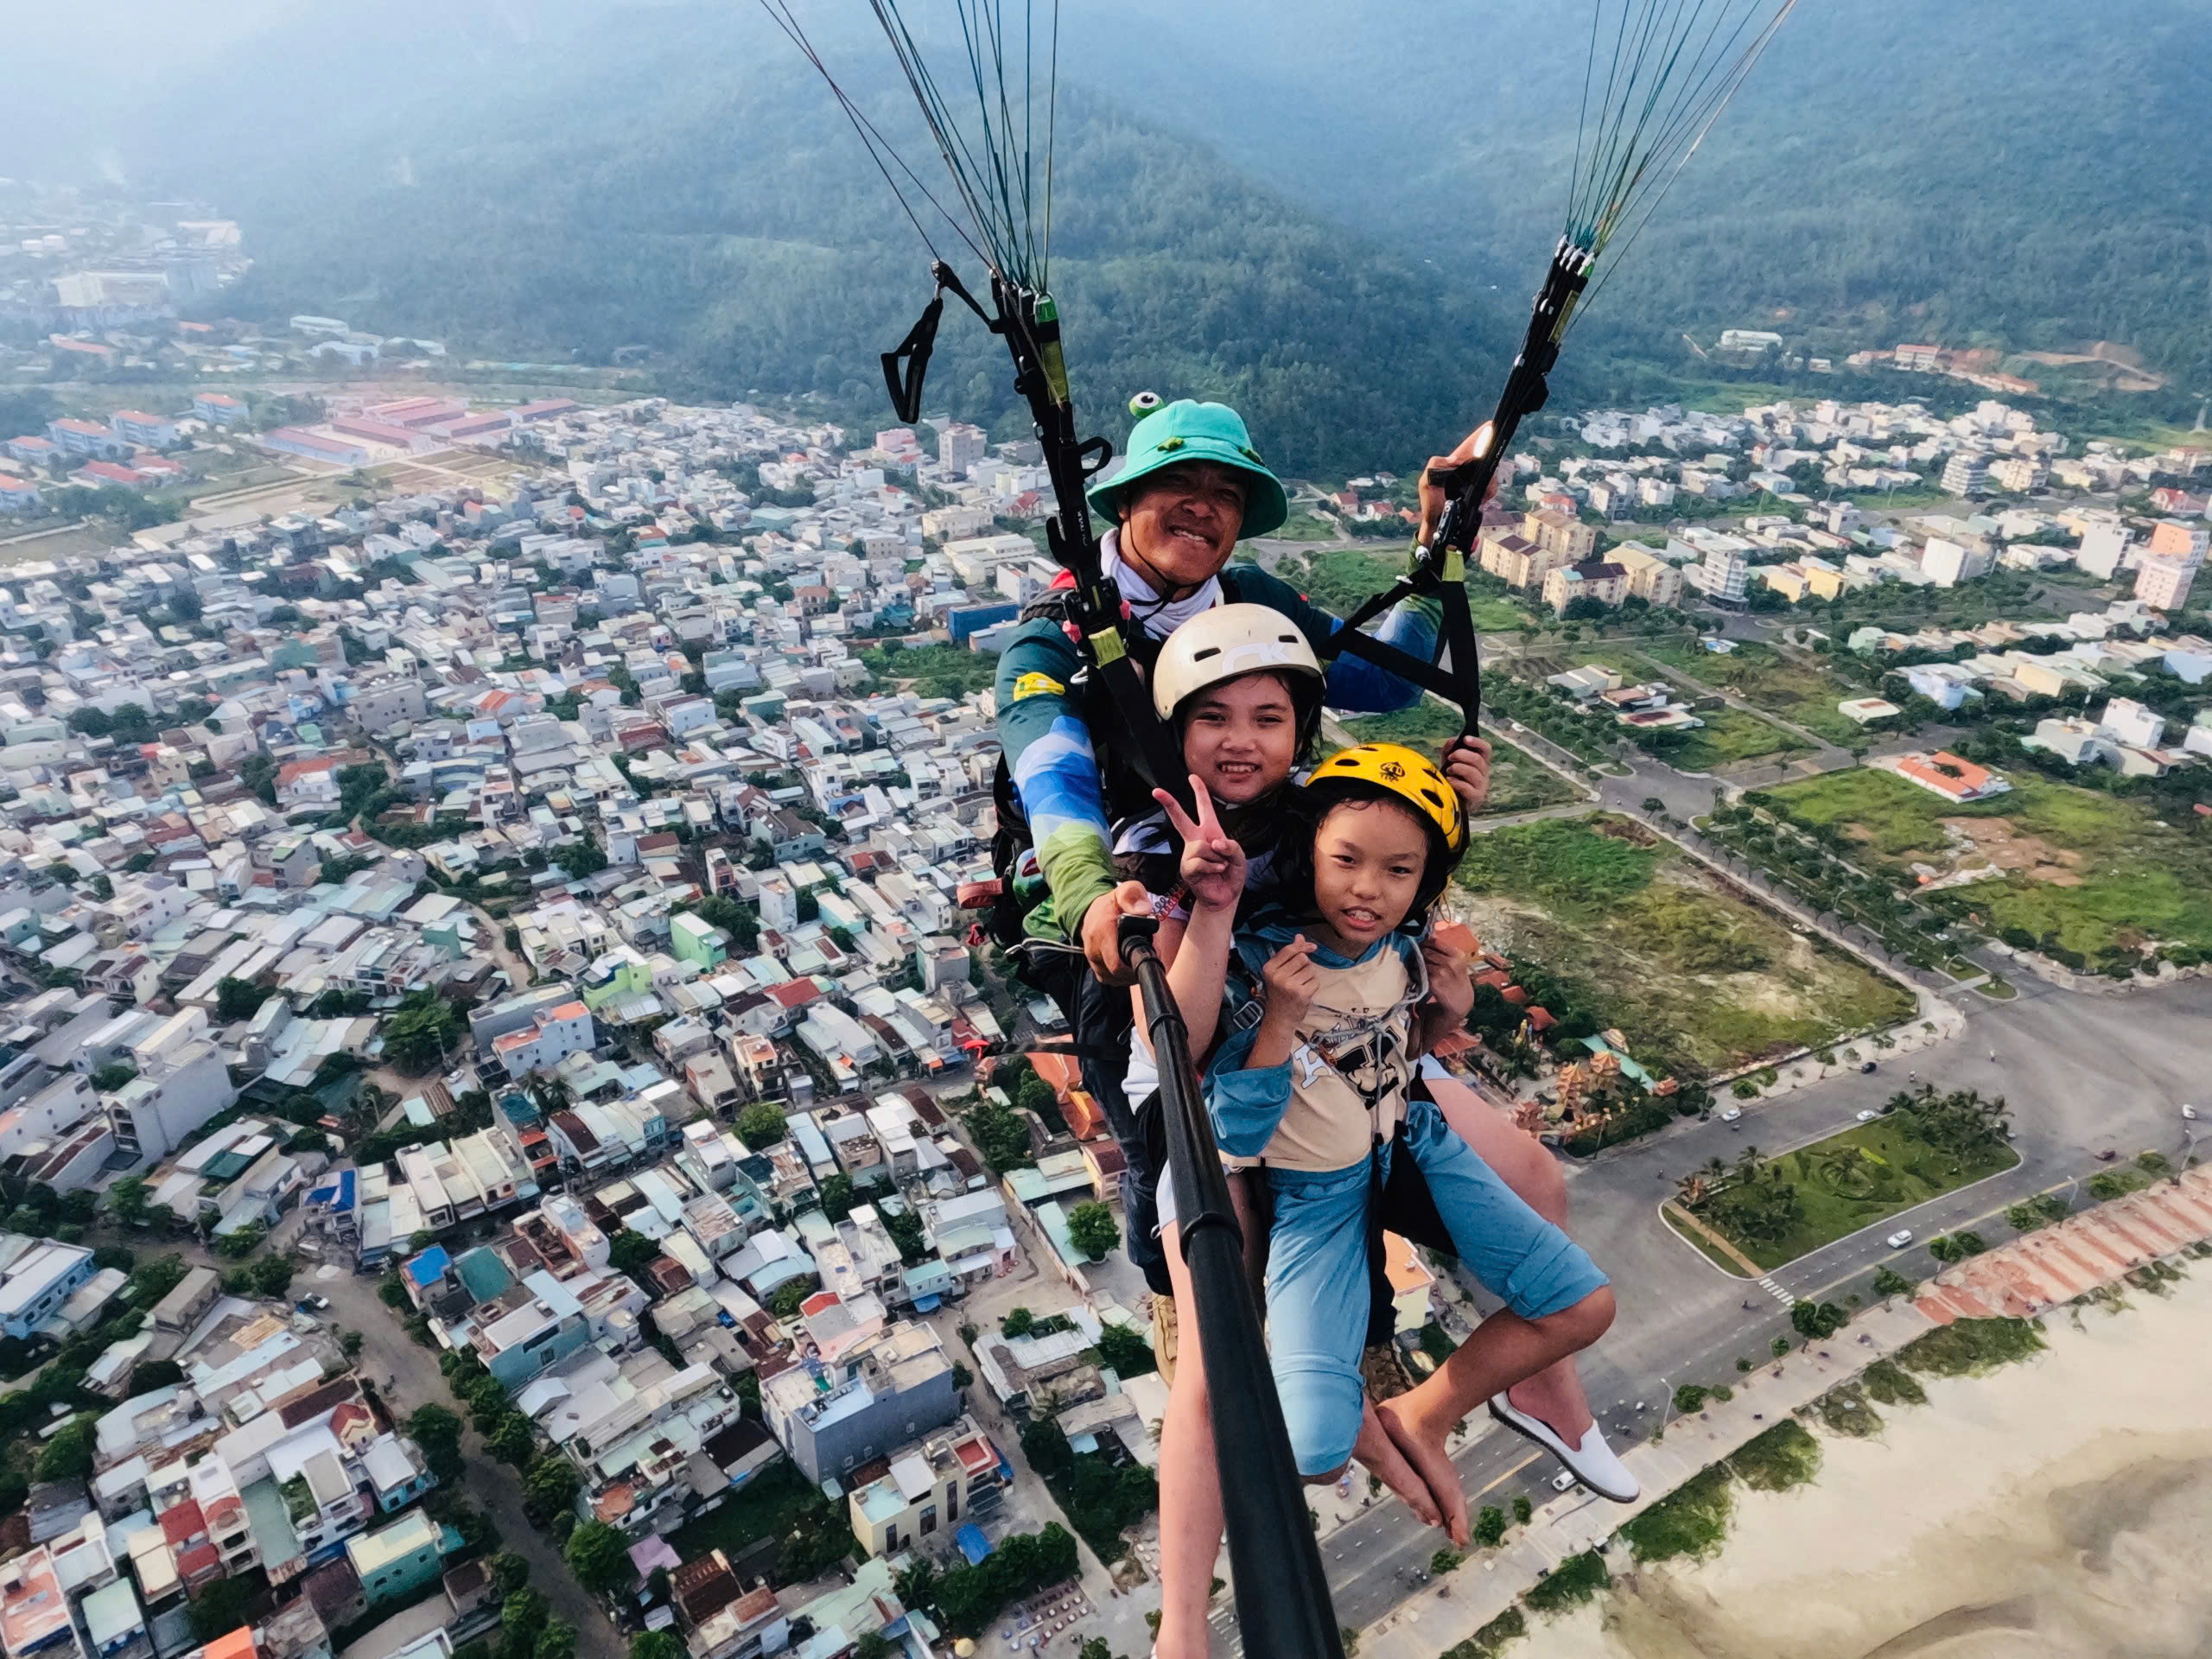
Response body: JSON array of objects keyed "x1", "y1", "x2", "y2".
[{"x1": 1529, "y1": 1270, "x2": 2212, "y2": 1659}]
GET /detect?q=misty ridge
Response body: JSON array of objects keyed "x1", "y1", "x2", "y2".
[{"x1": 5, "y1": 0, "x2": 2209, "y2": 469}]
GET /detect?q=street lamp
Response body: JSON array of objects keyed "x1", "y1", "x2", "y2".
[{"x1": 1655, "y1": 1373, "x2": 1674, "y2": 1434}]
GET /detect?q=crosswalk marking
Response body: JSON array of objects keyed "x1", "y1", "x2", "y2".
[{"x1": 1757, "y1": 1275, "x2": 1795, "y2": 1305}]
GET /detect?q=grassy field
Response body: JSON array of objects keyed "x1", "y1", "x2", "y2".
[
  {"x1": 1639, "y1": 639, "x2": 1866, "y2": 745},
  {"x1": 663, "y1": 1459, "x2": 825, "y2": 1562},
  {"x1": 1534, "y1": 646, "x2": 1812, "y2": 772},
  {"x1": 1667, "y1": 706, "x2": 1816, "y2": 773},
  {"x1": 1694, "y1": 1116, "x2": 2020, "y2": 1270},
  {"x1": 1274, "y1": 547, "x2": 1531, "y2": 632},
  {"x1": 1265, "y1": 512, "x2": 1350, "y2": 543},
  {"x1": 1764, "y1": 768, "x2": 2212, "y2": 961},
  {"x1": 1452, "y1": 813, "x2": 1916, "y2": 1077},
  {"x1": 1342, "y1": 697, "x2": 1582, "y2": 817}
]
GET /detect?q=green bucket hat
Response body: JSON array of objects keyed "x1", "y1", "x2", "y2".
[{"x1": 1086, "y1": 397, "x2": 1289, "y2": 540}]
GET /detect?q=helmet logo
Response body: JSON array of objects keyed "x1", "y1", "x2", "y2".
[{"x1": 1379, "y1": 760, "x2": 1405, "y2": 782}]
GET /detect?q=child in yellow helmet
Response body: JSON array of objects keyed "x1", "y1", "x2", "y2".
[{"x1": 1145, "y1": 745, "x2": 1616, "y2": 1659}]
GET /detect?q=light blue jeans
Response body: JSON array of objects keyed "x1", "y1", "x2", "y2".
[{"x1": 1262, "y1": 1095, "x2": 1608, "y2": 1477}]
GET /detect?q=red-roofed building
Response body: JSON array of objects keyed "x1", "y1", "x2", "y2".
[
  {"x1": 111, "y1": 410, "x2": 179, "y2": 448},
  {"x1": 1891, "y1": 749, "x2": 2012, "y2": 803},
  {"x1": 194, "y1": 391, "x2": 247, "y2": 425},
  {"x1": 276, "y1": 755, "x2": 342, "y2": 808},
  {"x1": 72, "y1": 459, "x2": 162, "y2": 489},
  {"x1": 0, "y1": 476, "x2": 38, "y2": 513},
  {"x1": 48, "y1": 416, "x2": 131, "y2": 459}
]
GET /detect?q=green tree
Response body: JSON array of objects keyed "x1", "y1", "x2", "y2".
[
  {"x1": 1471, "y1": 1505, "x2": 1507, "y2": 1548},
  {"x1": 500, "y1": 1591, "x2": 549, "y2": 1659},
  {"x1": 1872, "y1": 1267, "x2": 1917, "y2": 1300},
  {"x1": 492, "y1": 1553, "x2": 533, "y2": 1598},
  {"x1": 881, "y1": 1205, "x2": 927, "y2": 1264},
  {"x1": 188, "y1": 1578, "x2": 253, "y2": 1642},
  {"x1": 107, "y1": 1176, "x2": 149, "y2": 1226},
  {"x1": 1002, "y1": 1307, "x2": 1034, "y2": 1338},
  {"x1": 767, "y1": 1279, "x2": 816, "y2": 1320},
  {"x1": 735, "y1": 1102, "x2": 787, "y2": 1148},
  {"x1": 1066, "y1": 1200, "x2": 1118, "y2": 1262},
  {"x1": 522, "y1": 1454, "x2": 580, "y2": 1526},
  {"x1": 629, "y1": 1635, "x2": 685, "y2": 1659},
  {"x1": 215, "y1": 976, "x2": 270, "y2": 1021},
  {"x1": 565, "y1": 1520, "x2": 632, "y2": 1596},
  {"x1": 488, "y1": 1412, "x2": 537, "y2": 1466},
  {"x1": 1789, "y1": 1301, "x2": 1847, "y2": 1340},
  {"x1": 1095, "y1": 1320, "x2": 1156, "y2": 1378},
  {"x1": 90, "y1": 1062, "x2": 137, "y2": 1091},
  {"x1": 554, "y1": 841, "x2": 608, "y2": 880},
  {"x1": 816, "y1": 1173, "x2": 857, "y2": 1224},
  {"x1": 607, "y1": 1230, "x2": 661, "y2": 1279},
  {"x1": 411, "y1": 1404, "x2": 466, "y2": 1482},
  {"x1": 963, "y1": 1092, "x2": 1036, "y2": 1173},
  {"x1": 534, "y1": 1623, "x2": 576, "y2": 1659},
  {"x1": 35, "y1": 1417, "x2": 94, "y2": 1481},
  {"x1": 384, "y1": 990, "x2": 464, "y2": 1074},
  {"x1": 247, "y1": 1254, "x2": 295, "y2": 1298}
]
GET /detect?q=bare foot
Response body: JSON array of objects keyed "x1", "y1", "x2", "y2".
[
  {"x1": 1351, "y1": 1399, "x2": 1442, "y2": 1530},
  {"x1": 1376, "y1": 1384, "x2": 1470, "y2": 1547}
]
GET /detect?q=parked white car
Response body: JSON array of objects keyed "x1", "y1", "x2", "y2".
[{"x1": 1886, "y1": 1230, "x2": 1914, "y2": 1249}]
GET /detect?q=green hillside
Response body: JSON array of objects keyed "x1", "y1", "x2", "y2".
[
  {"x1": 1085, "y1": 0, "x2": 2212, "y2": 397},
  {"x1": 118, "y1": 7, "x2": 1512, "y2": 479}
]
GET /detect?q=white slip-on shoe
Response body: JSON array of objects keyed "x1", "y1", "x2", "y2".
[{"x1": 1488, "y1": 1392, "x2": 1641, "y2": 1503}]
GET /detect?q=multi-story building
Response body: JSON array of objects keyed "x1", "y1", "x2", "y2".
[
  {"x1": 760, "y1": 1322, "x2": 957, "y2": 1484},
  {"x1": 490, "y1": 1000, "x2": 595, "y2": 1079},
  {"x1": 1541, "y1": 559, "x2": 1630, "y2": 615},
  {"x1": 0, "y1": 1239, "x2": 96, "y2": 1340},
  {"x1": 192, "y1": 392, "x2": 247, "y2": 427},
  {"x1": 2136, "y1": 554, "x2": 2199, "y2": 613},
  {"x1": 1608, "y1": 543, "x2": 1682, "y2": 608},
  {"x1": 345, "y1": 1510, "x2": 447, "y2": 1607},
  {"x1": 47, "y1": 419, "x2": 132, "y2": 461},
  {"x1": 1921, "y1": 536, "x2": 1994, "y2": 588},
  {"x1": 1941, "y1": 451, "x2": 1990, "y2": 495},
  {"x1": 108, "y1": 412, "x2": 178, "y2": 450},
  {"x1": 844, "y1": 1416, "x2": 1007, "y2": 1557}
]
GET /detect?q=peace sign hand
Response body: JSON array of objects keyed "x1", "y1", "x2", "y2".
[{"x1": 1154, "y1": 774, "x2": 1248, "y2": 916}]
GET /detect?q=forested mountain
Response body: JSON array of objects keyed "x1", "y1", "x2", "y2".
[
  {"x1": 1087, "y1": 0, "x2": 2212, "y2": 395},
  {"x1": 7, "y1": 3, "x2": 1516, "y2": 477},
  {"x1": 6, "y1": 0, "x2": 2208, "y2": 469}
]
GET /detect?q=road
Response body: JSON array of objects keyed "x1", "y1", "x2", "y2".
[
  {"x1": 308, "y1": 1262, "x2": 626, "y2": 1659},
  {"x1": 1210, "y1": 969, "x2": 2212, "y2": 1649},
  {"x1": 134, "y1": 1218, "x2": 625, "y2": 1659}
]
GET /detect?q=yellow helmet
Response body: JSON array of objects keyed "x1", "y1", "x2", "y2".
[{"x1": 1308, "y1": 742, "x2": 1466, "y2": 857}]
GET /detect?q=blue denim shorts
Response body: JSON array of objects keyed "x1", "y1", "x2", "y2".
[{"x1": 1262, "y1": 1095, "x2": 1608, "y2": 1477}]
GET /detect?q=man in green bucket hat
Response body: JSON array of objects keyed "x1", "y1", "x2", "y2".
[{"x1": 992, "y1": 396, "x2": 1487, "y2": 985}]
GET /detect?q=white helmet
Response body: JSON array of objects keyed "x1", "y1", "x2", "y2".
[{"x1": 1149, "y1": 602, "x2": 1325, "y2": 721}]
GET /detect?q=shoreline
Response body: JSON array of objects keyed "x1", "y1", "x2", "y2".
[{"x1": 1527, "y1": 1268, "x2": 2212, "y2": 1657}]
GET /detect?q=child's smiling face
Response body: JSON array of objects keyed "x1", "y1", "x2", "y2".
[
  {"x1": 1179, "y1": 671, "x2": 1300, "y2": 807},
  {"x1": 1310, "y1": 797, "x2": 1429, "y2": 954}
]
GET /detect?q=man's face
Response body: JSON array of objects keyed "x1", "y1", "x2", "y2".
[{"x1": 1120, "y1": 461, "x2": 1249, "y2": 591}]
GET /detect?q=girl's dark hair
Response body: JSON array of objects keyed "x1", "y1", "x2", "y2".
[
  {"x1": 1274, "y1": 777, "x2": 1459, "y2": 928},
  {"x1": 1170, "y1": 667, "x2": 1325, "y2": 769}
]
